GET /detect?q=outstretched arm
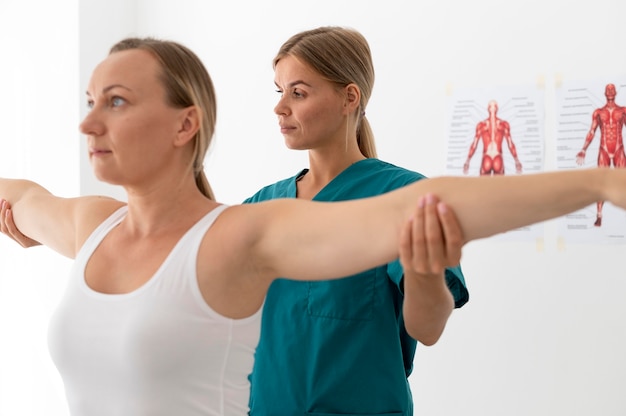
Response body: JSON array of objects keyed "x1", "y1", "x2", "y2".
[
  {"x1": 0, "y1": 179, "x2": 123, "y2": 258},
  {"x1": 249, "y1": 167, "x2": 623, "y2": 284}
]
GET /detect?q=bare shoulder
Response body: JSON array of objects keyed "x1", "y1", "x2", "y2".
[
  {"x1": 195, "y1": 203, "x2": 277, "y2": 318},
  {"x1": 72, "y1": 195, "x2": 126, "y2": 248},
  {"x1": 207, "y1": 203, "x2": 268, "y2": 248},
  {"x1": 73, "y1": 195, "x2": 126, "y2": 220},
  {"x1": 204, "y1": 198, "x2": 325, "y2": 266},
  {"x1": 199, "y1": 201, "x2": 296, "y2": 273},
  {"x1": 210, "y1": 199, "x2": 308, "y2": 239}
]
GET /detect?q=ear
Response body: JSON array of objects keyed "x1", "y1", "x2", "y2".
[
  {"x1": 343, "y1": 84, "x2": 361, "y2": 116},
  {"x1": 174, "y1": 106, "x2": 200, "y2": 147}
]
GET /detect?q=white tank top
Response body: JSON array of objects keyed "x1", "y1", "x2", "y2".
[{"x1": 47, "y1": 205, "x2": 261, "y2": 416}]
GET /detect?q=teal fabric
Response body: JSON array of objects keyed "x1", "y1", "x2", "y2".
[{"x1": 244, "y1": 159, "x2": 469, "y2": 415}]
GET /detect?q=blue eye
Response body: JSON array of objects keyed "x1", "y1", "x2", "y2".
[
  {"x1": 111, "y1": 96, "x2": 125, "y2": 107},
  {"x1": 86, "y1": 100, "x2": 94, "y2": 110}
]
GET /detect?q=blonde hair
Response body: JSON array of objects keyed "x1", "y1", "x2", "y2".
[
  {"x1": 110, "y1": 37, "x2": 216, "y2": 199},
  {"x1": 274, "y1": 26, "x2": 377, "y2": 158}
]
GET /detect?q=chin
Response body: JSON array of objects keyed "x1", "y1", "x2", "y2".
[
  {"x1": 92, "y1": 170, "x2": 122, "y2": 186},
  {"x1": 284, "y1": 141, "x2": 307, "y2": 151}
]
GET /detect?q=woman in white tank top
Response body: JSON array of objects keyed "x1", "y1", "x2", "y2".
[{"x1": 1, "y1": 37, "x2": 626, "y2": 415}]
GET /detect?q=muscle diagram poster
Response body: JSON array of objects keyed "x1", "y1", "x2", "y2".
[
  {"x1": 555, "y1": 78, "x2": 626, "y2": 244},
  {"x1": 445, "y1": 83, "x2": 545, "y2": 243}
]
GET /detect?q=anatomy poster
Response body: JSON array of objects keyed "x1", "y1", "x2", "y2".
[
  {"x1": 555, "y1": 78, "x2": 626, "y2": 244},
  {"x1": 445, "y1": 84, "x2": 545, "y2": 243}
]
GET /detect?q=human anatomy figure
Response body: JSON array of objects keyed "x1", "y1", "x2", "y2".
[
  {"x1": 463, "y1": 100, "x2": 523, "y2": 176},
  {"x1": 576, "y1": 83, "x2": 626, "y2": 227}
]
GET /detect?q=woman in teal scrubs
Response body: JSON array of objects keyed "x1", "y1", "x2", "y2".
[{"x1": 244, "y1": 26, "x2": 469, "y2": 415}]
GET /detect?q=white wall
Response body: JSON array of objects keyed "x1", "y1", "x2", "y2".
[
  {"x1": 1, "y1": 1, "x2": 625, "y2": 415},
  {"x1": 0, "y1": 1, "x2": 78, "y2": 414}
]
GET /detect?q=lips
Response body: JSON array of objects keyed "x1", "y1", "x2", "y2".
[
  {"x1": 279, "y1": 125, "x2": 296, "y2": 134},
  {"x1": 89, "y1": 147, "x2": 112, "y2": 156}
]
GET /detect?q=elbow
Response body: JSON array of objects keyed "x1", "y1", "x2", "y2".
[
  {"x1": 419, "y1": 334, "x2": 443, "y2": 347},
  {"x1": 407, "y1": 325, "x2": 446, "y2": 347}
]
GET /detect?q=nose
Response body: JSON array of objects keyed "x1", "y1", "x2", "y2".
[
  {"x1": 79, "y1": 107, "x2": 104, "y2": 137},
  {"x1": 274, "y1": 95, "x2": 289, "y2": 116}
]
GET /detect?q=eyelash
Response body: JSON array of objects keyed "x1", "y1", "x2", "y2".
[
  {"x1": 85, "y1": 96, "x2": 125, "y2": 110},
  {"x1": 275, "y1": 89, "x2": 303, "y2": 98}
]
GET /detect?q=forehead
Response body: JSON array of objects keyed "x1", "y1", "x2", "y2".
[
  {"x1": 88, "y1": 49, "x2": 161, "y2": 93},
  {"x1": 274, "y1": 55, "x2": 321, "y2": 85}
]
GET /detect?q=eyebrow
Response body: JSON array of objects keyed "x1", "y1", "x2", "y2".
[
  {"x1": 274, "y1": 80, "x2": 312, "y2": 89},
  {"x1": 85, "y1": 84, "x2": 132, "y2": 97}
]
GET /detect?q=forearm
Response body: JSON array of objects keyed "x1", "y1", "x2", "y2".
[
  {"x1": 1, "y1": 178, "x2": 85, "y2": 257},
  {"x1": 581, "y1": 131, "x2": 595, "y2": 151},
  {"x1": 466, "y1": 140, "x2": 478, "y2": 160},
  {"x1": 507, "y1": 139, "x2": 519, "y2": 159},
  {"x1": 402, "y1": 271, "x2": 454, "y2": 345},
  {"x1": 0, "y1": 178, "x2": 47, "y2": 202},
  {"x1": 0, "y1": 179, "x2": 51, "y2": 230},
  {"x1": 394, "y1": 168, "x2": 608, "y2": 243}
]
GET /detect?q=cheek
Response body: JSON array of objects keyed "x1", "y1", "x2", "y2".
[
  {"x1": 113, "y1": 118, "x2": 169, "y2": 162},
  {"x1": 134, "y1": 112, "x2": 176, "y2": 142},
  {"x1": 301, "y1": 103, "x2": 341, "y2": 129}
]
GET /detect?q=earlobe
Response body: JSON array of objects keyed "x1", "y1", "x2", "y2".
[{"x1": 175, "y1": 106, "x2": 200, "y2": 147}]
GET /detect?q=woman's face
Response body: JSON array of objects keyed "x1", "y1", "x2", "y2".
[
  {"x1": 273, "y1": 55, "x2": 349, "y2": 151},
  {"x1": 80, "y1": 49, "x2": 185, "y2": 186}
]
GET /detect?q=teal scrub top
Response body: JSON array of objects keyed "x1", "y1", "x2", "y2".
[{"x1": 244, "y1": 159, "x2": 468, "y2": 415}]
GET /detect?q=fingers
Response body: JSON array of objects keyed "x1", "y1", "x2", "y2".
[
  {"x1": 399, "y1": 194, "x2": 464, "y2": 277},
  {"x1": 435, "y1": 201, "x2": 463, "y2": 267},
  {"x1": 422, "y1": 194, "x2": 445, "y2": 274},
  {"x1": 398, "y1": 212, "x2": 414, "y2": 271},
  {"x1": 0, "y1": 199, "x2": 9, "y2": 235},
  {"x1": 0, "y1": 198, "x2": 41, "y2": 248},
  {"x1": 399, "y1": 194, "x2": 443, "y2": 275}
]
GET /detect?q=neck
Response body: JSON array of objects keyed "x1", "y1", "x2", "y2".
[
  {"x1": 308, "y1": 143, "x2": 365, "y2": 178},
  {"x1": 296, "y1": 143, "x2": 366, "y2": 200},
  {"x1": 121, "y1": 173, "x2": 214, "y2": 237}
]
